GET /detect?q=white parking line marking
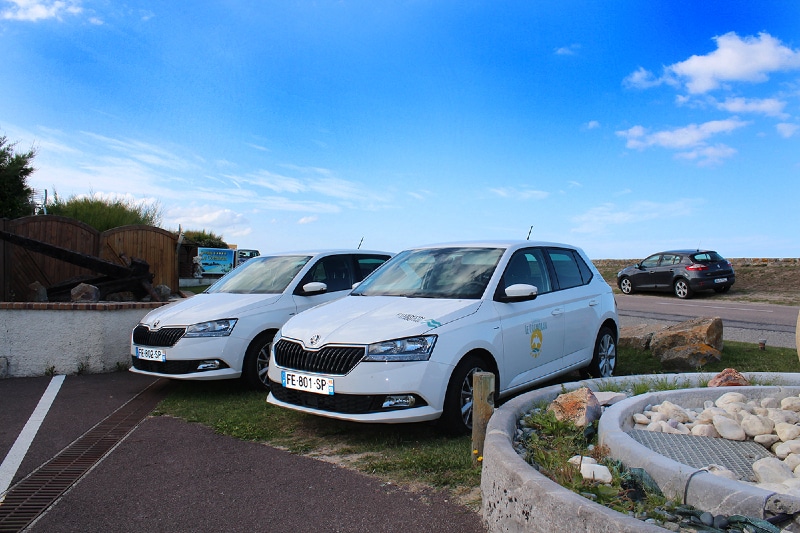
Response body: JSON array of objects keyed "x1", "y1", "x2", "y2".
[
  {"x1": 656, "y1": 302, "x2": 773, "y2": 313},
  {"x1": 0, "y1": 375, "x2": 65, "y2": 500}
]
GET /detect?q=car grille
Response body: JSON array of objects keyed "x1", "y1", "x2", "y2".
[
  {"x1": 269, "y1": 380, "x2": 383, "y2": 414},
  {"x1": 130, "y1": 357, "x2": 223, "y2": 374},
  {"x1": 273, "y1": 339, "x2": 366, "y2": 375},
  {"x1": 132, "y1": 325, "x2": 185, "y2": 347}
]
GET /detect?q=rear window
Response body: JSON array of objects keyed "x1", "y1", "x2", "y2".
[{"x1": 691, "y1": 252, "x2": 725, "y2": 263}]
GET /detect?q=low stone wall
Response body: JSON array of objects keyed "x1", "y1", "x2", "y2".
[{"x1": 0, "y1": 302, "x2": 168, "y2": 378}]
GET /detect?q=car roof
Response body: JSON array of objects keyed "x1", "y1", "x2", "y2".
[
  {"x1": 255, "y1": 249, "x2": 393, "y2": 257},
  {"x1": 402, "y1": 240, "x2": 582, "y2": 251},
  {"x1": 654, "y1": 249, "x2": 719, "y2": 255}
]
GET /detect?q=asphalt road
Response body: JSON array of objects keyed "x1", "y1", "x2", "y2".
[
  {"x1": 616, "y1": 293, "x2": 799, "y2": 349},
  {"x1": 0, "y1": 373, "x2": 486, "y2": 533}
]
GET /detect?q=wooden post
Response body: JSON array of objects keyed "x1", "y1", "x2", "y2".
[{"x1": 472, "y1": 371, "x2": 495, "y2": 467}]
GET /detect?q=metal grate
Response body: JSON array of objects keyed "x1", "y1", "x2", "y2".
[
  {"x1": 0, "y1": 379, "x2": 169, "y2": 532},
  {"x1": 628, "y1": 429, "x2": 773, "y2": 482},
  {"x1": 132, "y1": 325, "x2": 185, "y2": 347}
]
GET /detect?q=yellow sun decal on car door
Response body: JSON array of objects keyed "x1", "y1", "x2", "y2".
[{"x1": 530, "y1": 328, "x2": 543, "y2": 357}]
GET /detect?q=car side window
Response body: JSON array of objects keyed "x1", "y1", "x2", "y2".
[
  {"x1": 356, "y1": 255, "x2": 391, "y2": 280},
  {"x1": 661, "y1": 254, "x2": 678, "y2": 265},
  {"x1": 501, "y1": 248, "x2": 552, "y2": 294},
  {"x1": 546, "y1": 248, "x2": 586, "y2": 290},
  {"x1": 298, "y1": 255, "x2": 355, "y2": 293},
  {"x1": 641, "y1": 255, "x2": 661, "y2": 268}
]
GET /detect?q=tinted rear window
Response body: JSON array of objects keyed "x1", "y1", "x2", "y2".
[{"x1": 691, "y1": 252, "x2": 725, "y2": 263}]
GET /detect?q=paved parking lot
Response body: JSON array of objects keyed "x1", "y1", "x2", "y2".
[{"x1": 0, "y1": 373, "x2": 485, "y2": 532}]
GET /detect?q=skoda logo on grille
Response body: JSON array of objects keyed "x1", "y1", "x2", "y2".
[
  {"x1": 153, "y1": 320, "x2": 160, "y2": 329},
  {"x1": 309, "y1": 334, "x2": 320, "y2": 347}
]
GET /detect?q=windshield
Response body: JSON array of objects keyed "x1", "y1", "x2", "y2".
[
  {"x1": 205, "y1": 255, "x2": 312, "y2": 294},
  {"x1": 351, "y1": 247, "x2": 503, "y2": 299}
]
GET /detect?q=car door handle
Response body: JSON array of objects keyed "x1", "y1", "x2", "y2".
[
  {"x1": 589, "y1": 299, "x2": 599, "y2": 306},
  {"x1": 551, "y1": 308, "x2": 563, "y2": 316}
]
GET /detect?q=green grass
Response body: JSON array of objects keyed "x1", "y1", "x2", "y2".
[
  {"x1": 155, "y1": 341, "x2": 799, "y2": 506},
  {"x1": 156, "y1": 380, "x2": 481, "y2": 491}
]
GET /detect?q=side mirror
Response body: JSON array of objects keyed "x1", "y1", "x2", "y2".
[
  {"x1": 301, "y1": 281, "x2": 327, "y2": 295},
  {"x1": 499, "y1": 283, "x2": 538, "y2": 302}
]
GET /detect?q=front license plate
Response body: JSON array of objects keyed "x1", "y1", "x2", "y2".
[
  {"x1": 714, "y1": 277, "x2": 728, "y2": 283},
  {"x1": 282, "y1": 371, "x2": 334, "y2": 395},
  {"x1": 135, "y1": 346, "x2": 166, "y2": 362}
]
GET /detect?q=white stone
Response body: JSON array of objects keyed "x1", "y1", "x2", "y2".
[
  {"x1": 691, "y1": 424, "x2": 720, "y2": 438},
  {"x1": 650, "y1": 412, "x2": 668, "y2": 424},
  {"x1": 632, "y1": 413, "x2": 649, "y2": 425},
  {"x1": 781, "y1": 397, "x2": 800, "y2": 412},
  {"x1": 712, "y1": 415, "x2": 746, "y2": 441},
  {"x1": 646, "y1": 421, "x2": 662, "y2": 432},
  {"x1": 580, "y1": 463, "x2": 613, "y2": 484},
  {"x1": 568, "y1": 455, "x2": 597, "y2": 466},
  {"x1": 697, "y1": 407, "x2": 730, "y2": 422},
  {"x1": 740, "y1": 413, "x2": 775, "y2": 438},
  {"x1": 704, "y1": 464, "x2": 738, "y2": 480},
  {"x1": 784, "y1": 454, "x2": 800, "y2": 472},
  {"x1": 767, "y1": 408, "x2": 799, "y2": 425},
  {"x1": 656, "y1": 401, "x2": 693, "y2": 423},
  {"x1": 761, "y1": 397, "x2": 779, "y2": 409},
  {"x1": 755, "y1": 434, "x2": 780, "y2": 448},
  {"x1": 594, "y1": 391, "x2": 627, "y2": 406},
  {"x1": 775, "y1": 422, "x2": 800, "y2": 442},
  {"x1": 721, "y1": 402, "x2": 753, "y2": 416},
  {"x1": 772, "y1": 440, "x2": 800, "y2": 459},
  {"x1": 715, "y1": 392, "x2": 748, "y2": 407},
  {"x1": 753, "y1": 457, "x2": 795, "y2": 484}
]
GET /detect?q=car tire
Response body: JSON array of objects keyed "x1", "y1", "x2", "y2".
[
  {"x1": 242, "y1": 331, "x2": 275, "y2": 390},
  {"x1": 439, "y1": 354, "x2": 491, "y2": 435},
  {"x1": 587, "y1": 326, "x2": 616, "y2": 378},
  {"x1": 619, "y1": 277, "x2": 633, "y2": 295},
  {"x1": 674, "y1": 278, "x2": 693, "y2": 299}
]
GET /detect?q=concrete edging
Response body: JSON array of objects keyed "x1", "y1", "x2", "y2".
[{"x1": 480, "y1": 373, "x2": 800, "y2": 532}]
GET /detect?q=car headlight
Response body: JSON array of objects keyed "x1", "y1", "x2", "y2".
[
  {"x1": 183, "y1": 319, "x2": 238, "y2": 338},
  {"x1": 364, "y1": 335, "x2": 437, "y2": 362}
]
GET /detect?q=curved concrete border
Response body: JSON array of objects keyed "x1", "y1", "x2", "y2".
[{"x1": 481, "y1": 373, "x2": 800, "y2": 532}]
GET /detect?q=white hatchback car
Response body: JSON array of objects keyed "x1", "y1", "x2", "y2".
[
  {"x1": 130, "y1": 250, "x2": 392, "y2": 390},
  {"x1": 267, "y1": 241, "x2": 618, "y2": 433}
]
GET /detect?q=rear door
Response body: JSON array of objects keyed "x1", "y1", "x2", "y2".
[{"x1": 545, "y1": 247, "x2": 598, "y2": 360}]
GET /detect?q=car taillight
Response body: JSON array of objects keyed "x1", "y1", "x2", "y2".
[{"x1": 686, "y1": 264, "x2": 708, "y2": 271}]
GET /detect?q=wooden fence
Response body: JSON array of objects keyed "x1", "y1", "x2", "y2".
[{"x1": 1, "y1": 215, "x2": 179, "y2": 302}]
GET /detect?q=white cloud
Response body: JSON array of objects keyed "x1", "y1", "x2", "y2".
[
  {"x1": 777, "y1": 123, "x2": 799, "y2": 138},
  {"x1": 674, "y1": 143, "x2": 737, "y2": 167},
  {"x1": 616, "y1": 118, "x2": 748, "y2": 150},
  {"x1": 489, "y1": 187, "x2": 549, "y2": 200},
  {"x1": 1, "y1": 0, "x2": 82, "y2": 21},
  {"x1": 584, "y1": 120, "x2": 600, "y2": 130},
  {"x1": 571, "y1": 199, "x2": 702, "y2": 235},
  {"x1": 555, "y1": 44, "x2": 580, "y2": 56},
  {"x1": 165, "y1": 205, "x2": 250, "y2": 232},
  {"x1": 715, "y1": 96, "x2": 788, "y2": 118},
  {"x1": 622, "y1": 67, "x2": 667, "y2": 90},
  {"x1": 298, "y1": 216, "x2": 318, "y2": 224},
  {"x1": 668, "y1": 32, "x2": 800, "y2": 94}
]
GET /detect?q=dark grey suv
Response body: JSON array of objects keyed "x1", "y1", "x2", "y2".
[{"x1": 616, "y1": 249, "x2": 735, "y2": 299}]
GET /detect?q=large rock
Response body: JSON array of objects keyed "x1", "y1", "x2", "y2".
[
  {"x1": 547, "y1": 387, "x2": 601, "y2": 428},
  {"x1": 658, "y1": 343, "x2": 722, "y2": 371},
  {"x1": 71, "y1": 283, "x2": 100, "y2": 302},
  {"x1": 650, "y1": 317, "x2": 724, "y2": 357},
  {"x1": 618, "y1": 324, "x2": 662, "y2": 350},
  {"x1": 708, "y1": 368, "x2": 750, "y2": 387}
]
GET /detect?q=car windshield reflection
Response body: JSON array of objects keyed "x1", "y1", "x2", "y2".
[
  {"x1": 205, "y1": 255, "x2": 312, "y2": 294},
  {"x1": 351, "y1": 247, "x2": 503, "y2": 299}
]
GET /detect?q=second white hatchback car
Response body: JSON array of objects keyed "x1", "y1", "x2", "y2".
[
  {"x1": 267, "y1": 241, "x2": 618, "y2": 433},
  {"x1": 130, "y1": 250, "x2": 391, "y2": 390}
]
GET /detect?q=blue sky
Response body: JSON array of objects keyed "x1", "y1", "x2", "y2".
[{"x1": 1, "y1": 1, "x2": 799, "y2": 259}]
